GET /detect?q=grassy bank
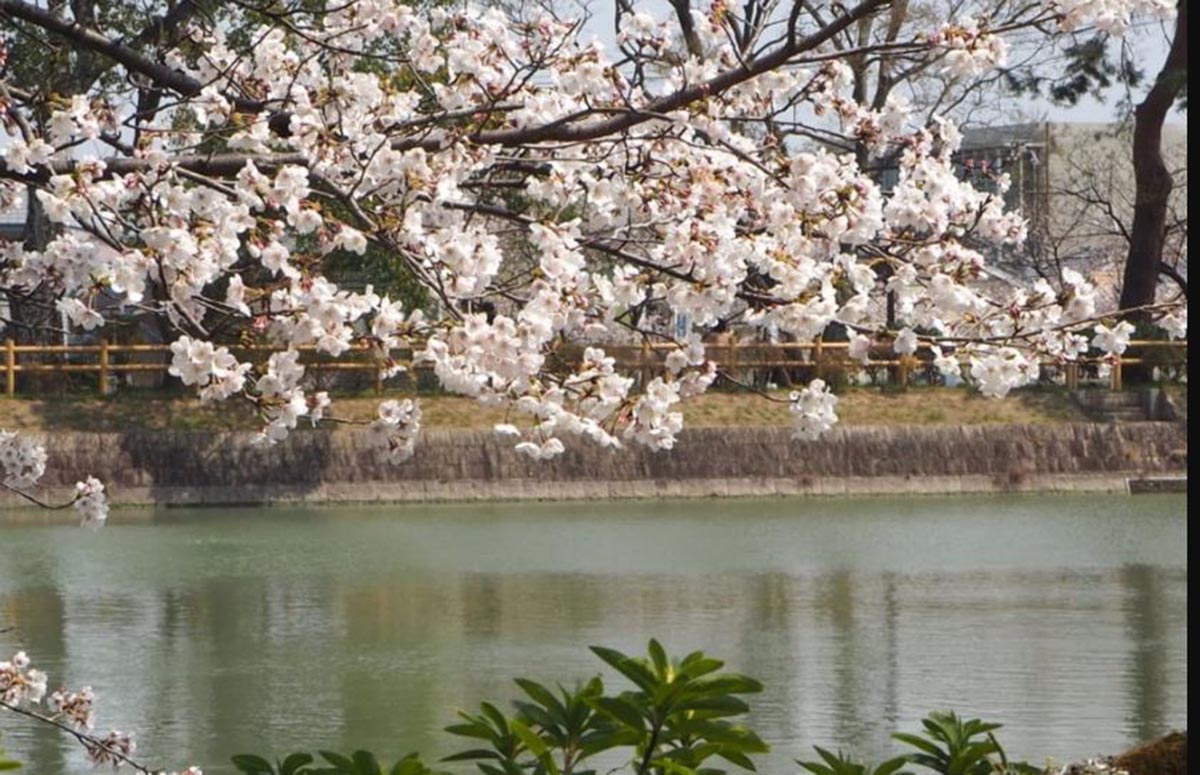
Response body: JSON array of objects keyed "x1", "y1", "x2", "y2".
[{"x1": 0, "y1": 386, "x2": 1088, "y2": 433}]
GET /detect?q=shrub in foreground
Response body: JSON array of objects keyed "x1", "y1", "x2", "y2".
[{"x1": 230, "y1": 642, "x2": 1042, "y2": 775}]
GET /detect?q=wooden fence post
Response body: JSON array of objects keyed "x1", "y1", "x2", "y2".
[
  {"x1": 98, "y1": 338, "x2": 110, "y2": 396},
  {"x1": 640, "y1": 340, "x2": 651, "y2": 387},
  {"x1": 1065, "y1": 362, "x2": 1079, "y2": 391},
  {"x1": 5, "y1": 339, "x2": 14, "y2": 396},
  {"x1": 813, "y1": 337, "x2": 824, "y2": 381},
  {"x1": 1111, "y1": 355, "x2": 1122, "y2": 391}
]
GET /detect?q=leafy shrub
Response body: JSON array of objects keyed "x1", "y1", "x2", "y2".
[{"x1": 233, "y1": 646, "x2": 1041, "y2": 775}]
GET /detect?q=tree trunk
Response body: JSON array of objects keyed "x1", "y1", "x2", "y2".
[
  {"x1": 6, "y1": 188, "x2": 68, "y2": 393},
  {"x1": 1117, "y1": 0, "x2": 1186, "y2": 383}
]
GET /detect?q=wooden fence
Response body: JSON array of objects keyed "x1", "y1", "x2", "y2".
[{"x1": 2, "y1": 337, "x2": 1187, "y2": 396}]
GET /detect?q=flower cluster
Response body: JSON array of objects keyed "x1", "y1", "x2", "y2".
[
  {"x1": 366, "y1": 399, "x2": 422, "y2": 464},
  {"x1": 84, "y1": 730, "x2": 136, "y2": 767},
  {"x1": 0, "y1": 0, "x2": 1183, "y2": 460},
  {"x1": 928, "y1": 18, "x2": 1009, "y2": 78},
  {"x1": 48, "y1": 686, "x2": 96, "y2": 730},
  {"x1": 1159, "y1": 310, "x2": 1186, "y2": 340},
  {"x1": 969, "y1": 347, "x2": 1040, "y2": 399},
  {"x1": 253, "y1": 349, "x2": 329, "y2": 444},
  {"x1": 1054, "y1": 0, "x2": 1174, "y2": 34},
  {"x1": 789, "y1": 380, "x2": 840, "y2": 441},
  {"x1": 0, "y1": 430, "x2": 108, "y2": 525},
  {"x1": 0, "y1": 430, "x2": 47, "y2": 489},
  {"x1": 168, "y1": 337, "x2": 251, "y2": 403},
  {"x1": 1091, "y1": 321, "x2": 1135, "y2": 356},
  {"x1": 1, "y1": 651, "x2": 47, "y2": 705},
  {"x1": 74, "y1": 476, "x2": 109, "y2": 528},
  {"x1": 2, "y1": 649, "x2": 201, "y2": 772}
]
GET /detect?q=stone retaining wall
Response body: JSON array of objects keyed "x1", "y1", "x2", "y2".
[{"x1": 3, "y1": 422, "x2": 1185, "y2": 508}]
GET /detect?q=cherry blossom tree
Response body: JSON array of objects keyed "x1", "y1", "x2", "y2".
[
  {"x1": 0, "y1": 0, "x2": 1181, "y2": 464},
  {"x1": 0, "y1": 0, "x2": 1187, "y2": 765}
]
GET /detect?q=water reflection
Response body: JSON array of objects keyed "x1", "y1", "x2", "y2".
[
  {"x1": 1122, "y1": 564, "x2": 1168, "y2": 745},
  {"x1": 0, "y1": 495, "x2": 1188, "y2": 774}
]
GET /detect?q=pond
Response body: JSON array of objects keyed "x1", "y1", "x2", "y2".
[{"x1": 0, "y1": 494, "x2": 1188, "y2": 774}]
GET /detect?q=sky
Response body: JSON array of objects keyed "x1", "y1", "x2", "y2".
[
  {"x1": 571, "y1": 0, "x2": 1186, "y2": 127},
  {"x1": 1033, "y1": 19, "x2": 1185, "y2": 125}
]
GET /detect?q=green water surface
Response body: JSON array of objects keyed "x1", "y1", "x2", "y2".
[{"x1": 0, "y1": 494, "x2": 1188, "y2": 774}]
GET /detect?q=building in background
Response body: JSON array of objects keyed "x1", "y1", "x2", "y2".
[{"x1": 956, "y1": 122, "x2": 1188, "y2": 307}]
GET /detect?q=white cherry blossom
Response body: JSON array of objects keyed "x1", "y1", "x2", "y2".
[
  {"x1": 1091, "y1": 321, "x2": 1136, "y2": 356},
  {"x1": 789, "y1": 380, "x2": 839, "y2": 441}
]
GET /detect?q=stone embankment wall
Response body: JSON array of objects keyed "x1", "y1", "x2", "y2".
[{"x1": 3, "y1": 422, "x2": 1185, "y2": 508}]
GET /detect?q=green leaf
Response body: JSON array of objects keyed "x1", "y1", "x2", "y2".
[
  {"x1": 390, "y1": 754, "x2": 433, "y2": 775},
  {"x1": 578, "y1": 727, "x2": 643, "y2": 758},
  {"x1": 281, "y1": 753, "x2": 315, "y2": 775},
  {"x1": 589, "y1": 646, "x2": 658, "y2": 690},
  {"x1": 680, "y1": 721, "x2": 768, "y2": 754},
  {"x1": 480, "y1": 703, "x2": 511, "y2": 734},
  {"x1": 515, "y1": 678, "x2": 566, "y2": 716},
  {"x1": 319, "y1": 751, "x2": 356, "y2": 772},
  {"x1": 715, "y1": 749, "x2": 757, "y2": 771},
  {"x1": 231, "y1": 754, "x2": 277, "y2": 774},
  {"x1": 587, "y1": 696, "x2": 645, "y2": 730},
  {"x1": 652, "y1": 758, "x2": 699, "y2": 775},
  {"x1": 797, "y1": 747, "x2": 870, "y2": 775},
  {"x1": 440, "y1": 749, "x2": 503, "y2": 762},
  {"x1": 678, "y1": 653, "x2": 725, "y2": 679},
  {"x1": 514, "y1": 701, "x2": 558, "y2": 728},
  {"x1": 671, "y1": 695, "x2": 750, "y2": 716},
  {"x1": 445, "y1": 722, "x2": 496, "y2": 741},
  {"x1": 874, "y1": 756, "x2": 913, "y2": 775},
  {"x1": 511, "y1": 719, "x2": 561, "y2": 775},
  {"x1": 352, "y1": 750, "x2": 382, "y2": 775},
  {"x1": 892, "y1": 733, "x2": 945, "y2": 759},
  {"x1": 648, "y1": 639, "x2": 669, "y2": 678},
  {"x1": 686, "y1": 675, "x2": 764, "y2": 696}
]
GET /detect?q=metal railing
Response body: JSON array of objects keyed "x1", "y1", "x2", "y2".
[{"x1": 1, "y1": 337, "x2": 1187, "y2": 396}]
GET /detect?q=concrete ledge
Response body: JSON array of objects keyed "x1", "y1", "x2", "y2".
[
  {"x1": 1128, "y1": 476, "x2": 1188, "y2": 494},
  {"x1": 1, "y1": 422, "x2": 1185, "y2": 509},
  {"x1": 3, "y1": 473, "x2": 1169, "y2": 510}
]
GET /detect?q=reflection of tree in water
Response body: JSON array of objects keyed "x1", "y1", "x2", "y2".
[
  {"x1": 203, "y1": 577, "x2": 277, "y2": 754},
  {"x1": 732, "y1": 571, "x2": 907, "y2": 764},
  {"x1": 1122, "y1": 564, "x2": 1167, "y2": 745},
  {"x1": 462, "y1": 574, "x2": 504, "y2": 637},
  {"x1": 2, "y1": 585, "x2": 68, "y2": 773},
  {"x1": 820, "y1": 571, "x2": 901, "y2": 759},
  {"x1": 825, "y1": 570, "x2": 861, "y2": 746},
  {"x1": 880, "y1": 573, "x2": 900, "y2": 733},
  {"x1": 330, "y1": 571, "x2": 618, "y2": 761},
  {"x1": 740, "y1": 573, "x2": 800, "y2": 754}
]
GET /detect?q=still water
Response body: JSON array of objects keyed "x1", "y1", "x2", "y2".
[{"x1": 0, "y1": 494, "x2": 1188, "y2": 774}]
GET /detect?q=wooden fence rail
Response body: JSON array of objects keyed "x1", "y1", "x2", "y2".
[{"x1": 2, "y1": 337, "x2": 1187, "y2": 396}]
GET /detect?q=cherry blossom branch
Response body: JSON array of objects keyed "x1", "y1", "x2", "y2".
[
  {"x1": 0, "y1": 700, "x2": 154, "y2": 774},
  {"x1": 0, "y1": 0, "x2": 263, "y2": 113},
  {"x1": 0, "y1": 480, "x2": 77, "y2": 510}
]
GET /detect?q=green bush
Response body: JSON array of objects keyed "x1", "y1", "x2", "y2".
[{"x1": 231, "y1": 644, "x2": 1041, "y2": 775}]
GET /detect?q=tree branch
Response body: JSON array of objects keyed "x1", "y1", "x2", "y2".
[{"x1": 0, "y1": 0, "x2": 264, "y2": 113}]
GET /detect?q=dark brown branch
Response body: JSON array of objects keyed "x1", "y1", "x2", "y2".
[
  {"x1": 0, "y1": 0, "x2": 265, "y2": 113},
  {"x1": 1118, "y1": 0, "x2": 1187, "y2": 325},
  {"x1": 1157, "y1": 262, "x2": 1188, "y2": 299}
]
